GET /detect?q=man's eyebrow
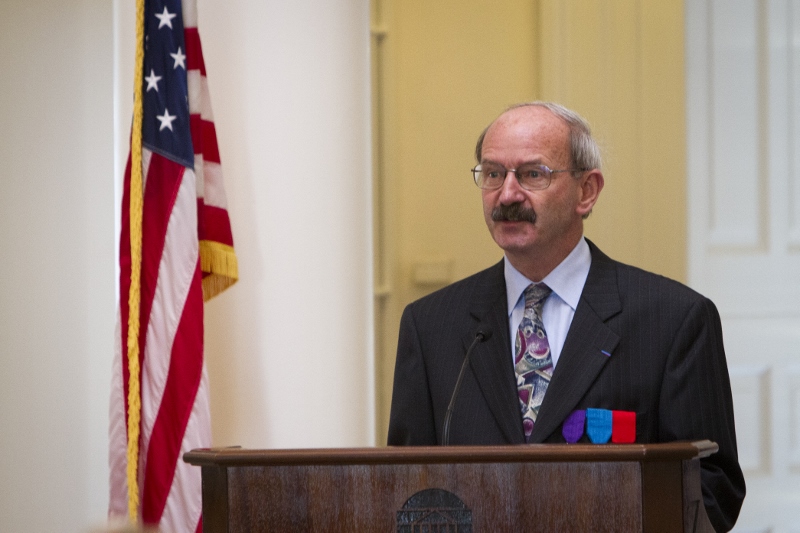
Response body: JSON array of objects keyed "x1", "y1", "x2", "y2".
[{"x1": 480, "y1": 159, "x2": 546, "y2": 166}]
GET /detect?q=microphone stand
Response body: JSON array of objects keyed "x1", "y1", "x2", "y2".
[{"x1": 442, "y1": 329, "x2": 491, "y2": 446}]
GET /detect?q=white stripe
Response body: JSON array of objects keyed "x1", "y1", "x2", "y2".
[
  {"x1": 198, "y1": 75, "x2": 215, "y2": 121},
  {"x1": 139, "y1": 166, "x2": 199, "y2": 479},
  {"x1": 187, "y1": 72, "x2": 215, "y2": 122},
  {"x1": 187, "y1": 70, "x2": 202, "y2": 115},
  {"x1": 194, "y1": 154, "x2": 205, "y2": 199},
  {"x1": 142, "y1": 149, "x2": 153, "y2": 190},
  {"x1": 202, "y1": 161, "x2": 228, "y2": 209},
  {"x1": 108, "y1": 313, "x2": 129, "y2": 519},
  {"x1": 160, "y1": 364, "x2": 210, "y2": 533},
  {"x1": 181, "y1": 0, "x2": 197, "y2": 29}
]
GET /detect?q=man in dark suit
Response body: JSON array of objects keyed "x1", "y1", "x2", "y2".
[{"x1": 387, "y1": 102, "x2": 745, "y2": 532}]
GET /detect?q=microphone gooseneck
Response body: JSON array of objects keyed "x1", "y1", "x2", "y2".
[{"x1": 442, "y1": 328, "x2": 492, "y2": 446}]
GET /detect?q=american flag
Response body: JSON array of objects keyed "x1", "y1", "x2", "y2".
[{"x1": 109, "y1": 0, "x2": 237, "y2": 531}]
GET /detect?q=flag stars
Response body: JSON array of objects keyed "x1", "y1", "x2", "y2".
[
  {"x1": 170, "y1": 47, "x2": 186, "y2": 70},
  {"x1": 156, "y1": 108, "x2": 177, "y2": 131},
  {"x1": 145, "y1": 69, "x2": 162, "y2": 92},
  {"x1": 155, "y1": 6, "x2": 177, "y2": 29}
]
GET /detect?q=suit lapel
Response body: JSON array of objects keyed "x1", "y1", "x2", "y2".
[
  {"x1": 529, "y1": 242, "x2": 622, "y2": 443},
  {"x1": 466, "y1": 260, "x2": 526, "y2": 444}
]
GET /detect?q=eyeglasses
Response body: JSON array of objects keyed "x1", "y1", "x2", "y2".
[{"x1": 472, "y1": 163, "x2": 586, "y2": 191}]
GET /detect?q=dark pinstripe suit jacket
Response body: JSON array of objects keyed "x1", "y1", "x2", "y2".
[{"x1": 387, "y1": 241, "x2": 745, "y2": 532}]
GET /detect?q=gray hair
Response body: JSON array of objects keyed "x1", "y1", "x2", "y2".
[{"x1": 474, "y1": 101, "x2": 602, "y2": 171}]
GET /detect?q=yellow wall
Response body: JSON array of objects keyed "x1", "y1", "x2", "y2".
[
  {"x1": 539, "y1": 0, "x2": 687, "y2": 278},
  {"x1": 373, "y1": 0, "x2": 687, "y2": 442}
]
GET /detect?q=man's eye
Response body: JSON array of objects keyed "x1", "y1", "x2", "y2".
[
  {"x1": 521, "y1": 169, "x2": 541, "y2": 179},
  {"x1": 485, "y1": 169, "x2": 503, "y2": 179}
]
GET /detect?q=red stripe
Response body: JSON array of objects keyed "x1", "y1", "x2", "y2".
[
  {"x1": 189, "y1": 116, "x2": 221, "y2": 164},
  {"x1": 197, "y1": 202, "x2": 234, "y2": 246},
  {"x1": 184, "y1": 28, "x2": 205, "y2": 75},
  {"x1": 189, "y1": 115, "x2": 204, "y2": 159},
  {"x1": 141, "y1": 261, "x2": 205, "y2": 524},
  {"x1": 202, "y1": 119, "x2": 220, "y2": 163},
  {"x1": 119, "y1": 156, "x2": 133, "y2": 424}
]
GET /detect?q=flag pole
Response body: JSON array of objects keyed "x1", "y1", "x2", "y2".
[{"x1": 126, "y1": 0, "x2": 146, "y2": 522}]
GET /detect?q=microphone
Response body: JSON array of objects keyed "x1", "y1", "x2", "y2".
[{"x1": 442, "y1": 328, "x2": 493, "y2": 446}]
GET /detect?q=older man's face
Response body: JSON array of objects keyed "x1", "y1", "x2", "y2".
[{"x1": 480, "y1": 107, "x2": 587, "y2": 269}]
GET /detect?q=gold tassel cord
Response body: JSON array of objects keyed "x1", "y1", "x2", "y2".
[{"x1": 126, "y1": 0, "x2": 146, "y2": 523}]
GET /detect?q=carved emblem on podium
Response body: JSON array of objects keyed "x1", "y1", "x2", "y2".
[{"x1": 396, "y1": 488, "x2": 472, "y2": 532}]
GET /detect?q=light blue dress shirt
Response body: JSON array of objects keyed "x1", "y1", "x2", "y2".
[{"x1": 505, "y1": 237, "x2": 591, "y2": 369}]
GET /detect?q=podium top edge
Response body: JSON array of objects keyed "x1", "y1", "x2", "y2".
[{"x1": 183, "y1": 440, "x2": 717, "y2": 467}]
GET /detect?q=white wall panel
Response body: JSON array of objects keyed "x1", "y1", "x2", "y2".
[
  {"x1": 709, "y1": 0, "x2": 762, "y2": 248},
  {"x1": 789, "y1": 1, "x2": 800, "y2": 246},
  {"x1": 690, "y1": 0, "x2": 800, "y2": 318},
  {"x1": 730, "y1": 365, "x2": 770, "y2": 473},
  {"x1": 688, "y1": 0, "x2": 800, "y2": 530},
  {"x1": 790, "y1": 366, "x2": 800, "y2": 467}
]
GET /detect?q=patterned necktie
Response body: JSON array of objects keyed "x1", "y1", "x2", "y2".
[{"x1": 515, "y1": 283, "x2": 553, "y2": 441}]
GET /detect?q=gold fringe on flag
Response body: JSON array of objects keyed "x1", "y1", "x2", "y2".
[
  {"x1": 125, "y1": 0, "x2": 146, "y2": 522},
  {"x1": 199, "y1": 240, "x2": 239, "y2": 301}
]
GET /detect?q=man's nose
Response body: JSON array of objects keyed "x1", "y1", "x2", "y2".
[{"x1": 498, "y1": 170, "x2": 526, "y2": 204}]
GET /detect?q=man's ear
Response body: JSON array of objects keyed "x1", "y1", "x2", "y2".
[{"x1": 576, "y1": 169, "x2": 604, "y2": 217}]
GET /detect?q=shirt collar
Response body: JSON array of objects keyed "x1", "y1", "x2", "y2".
[{"x1": 504, "y1": 237, "x2": 592, "y2": 315}]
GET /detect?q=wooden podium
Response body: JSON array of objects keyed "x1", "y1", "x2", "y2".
[{"x1": 184, "y1": 440, "x2": 717, "y2": 532}]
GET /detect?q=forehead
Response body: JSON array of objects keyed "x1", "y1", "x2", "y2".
[{"x1": 482, "y1": 106, "x2": 570, "y2": 165}]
